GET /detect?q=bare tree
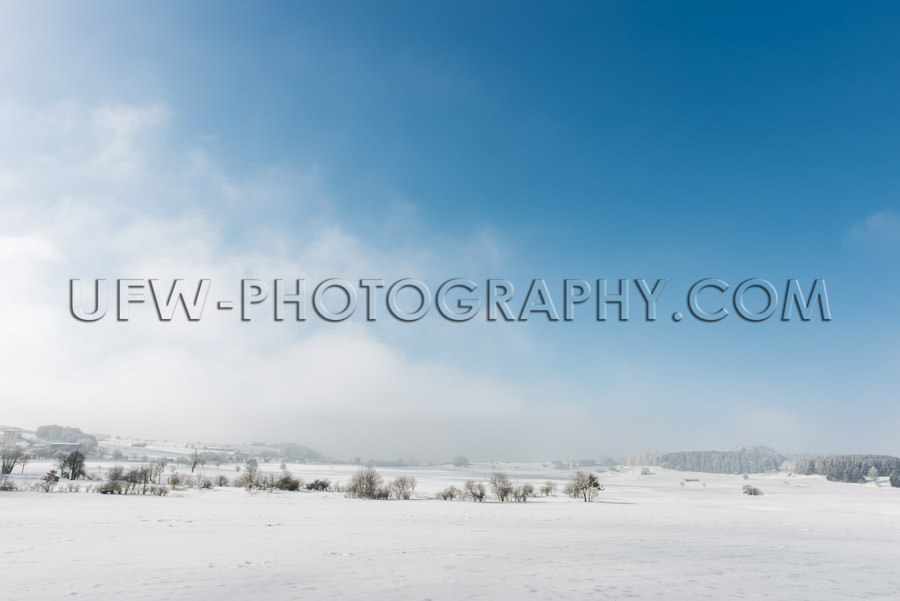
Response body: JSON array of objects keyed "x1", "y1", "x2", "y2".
[
  {"x1": 512, "y1": 483, "x2": 535, "y2": 502},
  {"x1": 390, "y1": 475, "x2": 415, "y2": 499},
  {"x1": 150, "y1": 457, "x2": 168, "y2": 484},
  {"x1": 540, "y1": 481, "x2": 557, "y2": 496},
  {"x1": 1, "y1": 447, "x2": 26, "y2": 475},
  {"x1": 234, "y1": 458, "x2": 260, "y2": 489},
  {"x1": 125, "y1": 466, "x2": 152, "y2": 494},
  {"x1": 40, "y1": 469, "x2": 60, "y2": 492},
  {"x1": 490, "y1": 471, "x2": 513, "y2": 502},
  {"x1": 59, "y1": 450, "x2": 86, "y2": 480},
  {"x1": 464, "y1": 480, "x2": 486, "y2": 502},
  {"x1": 565, "y1": 470, "x2": 604, "y2": 502},
  {"x1": 191, "y1": 448, "x2": 205, "y2": 473},
  {"x1": 346, "y1": 466, "x2": 383, "y2": 499},
  {"x1": 107, "y1": 465, "x2": 125, "y2": 482}
]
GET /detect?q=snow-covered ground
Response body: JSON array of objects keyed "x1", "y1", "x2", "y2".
[{"x1": 3, "y1": 461, "x2": 899, "y2": 600}]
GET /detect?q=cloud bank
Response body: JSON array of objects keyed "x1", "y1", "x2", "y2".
[{"x1": 0, "y1": 100, "x2": 606, "y2": 461}]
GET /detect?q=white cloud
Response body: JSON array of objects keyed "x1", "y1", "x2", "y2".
[
  {"x1": 0, "y1": 100, "x2": 603, "y2": 460},
  {"x1": 0, "y1": 235, "x2": 61, "y2": 263},
  {"x1": 847, "y1": 210, "x2": 900, "y2": 246}
]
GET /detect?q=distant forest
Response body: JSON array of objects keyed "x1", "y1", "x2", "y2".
[
  {"x1": 631, "y1": 446, "x2": 784, "y2": 474},
  {"x1": 632, "y1": 446, "x2": 900, "y2": 484},
  {"x1": 785, "y1": 455, "x2": 900, "y2": 483}
]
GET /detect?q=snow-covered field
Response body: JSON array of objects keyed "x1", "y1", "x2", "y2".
[{"x1": 3, "y1": 461, "x2": 900, "y2": 600}]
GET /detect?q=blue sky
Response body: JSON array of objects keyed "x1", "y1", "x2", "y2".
[{"x1": 1, "y1": 2, "x2": 898, "y2": 459}]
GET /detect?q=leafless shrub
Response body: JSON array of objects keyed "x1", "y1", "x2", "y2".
[
  {"x1": 274, "y1": 472, "x2": 302, "y2": 491},
  {"x1": 346, "y1": 467, "x2": 383, "y2": 499},
  {"x1": 390, "y1": 475, "x2": 415, "y2": 499},
  {"x1": 40, "y1": 469, "x2": 60, "y2": 492},
  {"x1": 99, "y1": 480, "x2": 124, "y2": 494},
  {"x1": 512, "y1": 483, "x2": 535, "y2": 502},
  {"x1": 540, "y1": 481, "x2": 557, "y2": 496},
  {"x1": 305, "y1": 478, "x2": 331, "y2": 491},
  {"x1": 436, "y1": 485, "x2": 459, "y2": 500},
  {"x1": 149, "y1": 485, "x2": 169, "y2": 496},
  {"x1": 490, "y1": 471, "x2": 513, "y2": 502},
  {"x1": 1, "y1": 447, "x2": 26, "y2": 475},
  {"x1": 107, "y1": 465, "x2": 125, "y2": 482},
  {"x1": 235, "y1": 458, "x2": 261, "y2": 489},
  {"x1": 191, "y1": 448, "x2": 204, "y2": 473},
  {"x1": 255, "y1": 472, "x2": 276, "y2": 490},
  {"x1": 565, "y1": 471, "x2": 604, "y2": 502},
  {"x1": 100, "y1": 464, "x2": 174, "y2": 495},
  {"x1": 125, "y1": 466, "x2": 153, "y2": 494},
  {"x1": 151, "y1": 457, "x2": 168, "y2": 483},
  {"x1": 742, "y1": 484, "x2": 763, "y2": 496},
  {"x1": 463, "y1": 480, "x2": 486, "y2": 502}
]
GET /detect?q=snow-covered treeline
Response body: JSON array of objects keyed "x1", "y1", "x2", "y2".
[
  {"x1": 631, "y1": 446, "x2": 784, "y2": 474},
  {"x1": 785, "y1": 455, "x2": 900, "y2": 483}
]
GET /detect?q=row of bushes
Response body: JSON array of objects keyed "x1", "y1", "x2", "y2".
[
  {"x1": 393, "y1": 470, "x2": 601, "y2": 503},
  {"x1": 18, "y1": 469, "x2": 171, "y2": 495},
  {"x1": 24, "y1": 465, "x2": 605, "y2": 502},
  {"x1": 9, "y1": 467, "x2": 767, "y2": 499},
  {"x1": 23, "y1": 460, "x2": 337, "y2": 495},
  {"x1": 231, "y1": 459, "x2": 335, "y2": 492}
]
